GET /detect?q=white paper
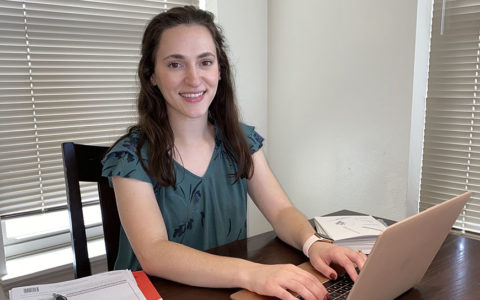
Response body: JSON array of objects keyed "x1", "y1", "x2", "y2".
[
  {"x1": 314, "y1": 215, "x2": 387, "y2": 254},
  {"x1": 9, "y1": 270, "x2": 146, "y2": 300},
  {"x1": 314, "y1": 215, "x2": 386, "y2": 240}
]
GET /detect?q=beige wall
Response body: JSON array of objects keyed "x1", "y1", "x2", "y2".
[
  {"x1": 216, "y1": 0, "x2": 271, "y2": 235},
  {"x1": 267, "y1": 0, "x2": 424, "y2": 222}
]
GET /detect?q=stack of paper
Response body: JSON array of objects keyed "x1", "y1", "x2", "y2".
[
  {"x1": 9, "y1": 269, "x2": 161, "y2": 300},
  {"x1": 314, "y1": 215, "x2": 387, "y2": 254}
]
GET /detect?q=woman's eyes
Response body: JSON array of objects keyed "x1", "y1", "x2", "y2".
[{"x1": 167, "y1": 60, "x2": 214, "y2": 69}]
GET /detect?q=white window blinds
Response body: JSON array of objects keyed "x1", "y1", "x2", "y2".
[
  {"x1": 0, "y1": 0, "x2": 199, "y2": 217},
  {"x1": 420, "y1": 0, "x2": 480, "y2": 234}
]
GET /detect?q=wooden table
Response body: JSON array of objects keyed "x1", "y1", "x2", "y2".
[{"x1": 149, "y1": 211, "x2": 480, "y2": 300}]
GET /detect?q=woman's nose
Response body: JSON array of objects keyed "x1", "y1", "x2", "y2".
[{"x1": 184, "y1": 65, "x2": 201, "y2": 86}]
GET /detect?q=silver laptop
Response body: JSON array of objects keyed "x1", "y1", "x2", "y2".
[
  {"x1": 335, "y1": 191, "x2": 471, "y2": 300},
  {"x1": 230, "y1": 191, "x2": 471, "y2": 300}
]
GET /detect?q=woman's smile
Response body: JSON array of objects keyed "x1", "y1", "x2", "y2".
[{"x1": 180, "y1": 90, "x2": 207, "y2": 102}]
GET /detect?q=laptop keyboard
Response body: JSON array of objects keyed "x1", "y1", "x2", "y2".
[
  {"x1": 294, "y1": 272, "x2": 354, "y2": 300},
  {"x1": 323, "y1": 272, "x2": 354, "y2": 300}
]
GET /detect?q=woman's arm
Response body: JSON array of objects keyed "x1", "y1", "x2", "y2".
[
  {"x1": 112, "y1": 176, "x2": 327, "y2": 300},
  {"x1": 247, "y1": 149, "x2": 367, "y2": 281}
]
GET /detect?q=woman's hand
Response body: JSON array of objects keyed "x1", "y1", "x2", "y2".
[
  {"x1": 244, "y1": 263, "x2": 329, "y2": 300},
  {"x1": 308, "y1": 242, "x2": 367, "y2": 282}
]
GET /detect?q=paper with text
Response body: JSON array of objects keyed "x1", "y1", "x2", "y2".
[{"x1": 9, "y1": 270, "x2": 146, "y2": 300}]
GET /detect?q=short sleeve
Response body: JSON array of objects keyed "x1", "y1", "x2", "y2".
[
  {"x1": 101, "y1": 132, "x2": 152, "y2": 186},
  {"x1": 241, "y1": 123, "x2": 264, "y2": 154}
]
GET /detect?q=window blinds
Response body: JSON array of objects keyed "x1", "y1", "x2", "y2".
[
  {"x1": 420, "y1": 0, "x2": 480, "y2": 234},
  {"x1": 0, "y1": 0, "x2": 199, "y2": 216}
]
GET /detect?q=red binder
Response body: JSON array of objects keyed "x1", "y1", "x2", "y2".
[{"x1": 133, "y1": 271, "x2": 163, "y2": 300}]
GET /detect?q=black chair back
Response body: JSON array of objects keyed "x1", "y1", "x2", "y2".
[{"x1": 62, "y1": 142, "x2": 120, "y2": 278}]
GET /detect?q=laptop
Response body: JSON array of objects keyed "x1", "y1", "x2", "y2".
[{"x1": 230, "y1": 191, "x2": 471, "y2": 300}]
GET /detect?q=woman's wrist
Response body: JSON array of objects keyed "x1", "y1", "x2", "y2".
[
  {"x1": 303, "y1": 233, "x2": 334, "y2": 257},
  {"x1": 236, "y1": 260, "x2": 261, "y2": 290}
]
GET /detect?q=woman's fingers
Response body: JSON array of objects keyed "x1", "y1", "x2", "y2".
[
  {"x1": 310, "y1": 258, "x2": 338, "y2": 281},
  {"x1": 350, "y1": 250, "x2": 368, "y2": 269},
  {"x1": 309, "y1": 243, "x2": 369, "y2": 282},
  {"x1": 342, "y1": 249, "x2": 367, "y2": 281},
  {"x1": 248, "y1": 263, "x2": 328, "y2": 300},
  {"x1": 269, "y1": 285, "x2": 300, "y2": 300},
  {"x1": 277, "y1": 265, "x2": 326, "y2": 300}
]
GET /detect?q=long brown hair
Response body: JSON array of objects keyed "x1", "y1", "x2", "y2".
[{"x1": 125, "y1": 6, "x2": 253, "y2": 187}]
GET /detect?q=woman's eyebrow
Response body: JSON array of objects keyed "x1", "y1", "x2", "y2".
[
  {"x1": 162, "y1": 52, "x2": 215, "y2": 61},
  {"x1": 198, "y1": 51, "x2": 216, "y2": 59},
  {"x1": 162, "y1": 54, "x2": 184, "y2": 61}
]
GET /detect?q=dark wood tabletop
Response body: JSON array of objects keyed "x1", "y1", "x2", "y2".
[{"x1": 149, "y1": 210, "x2": 480, "y2": 300}]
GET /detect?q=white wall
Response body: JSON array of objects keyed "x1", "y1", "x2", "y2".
[
  {"x1": 216, "y1": 0, "x2": 272, "y2": 235},
  {"x1": 267, "y1": 0, "x2": 426, "y2": 222}
]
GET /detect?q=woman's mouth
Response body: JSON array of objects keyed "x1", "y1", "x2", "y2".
[
  {"x1": 179, "y1": 90, "x2": 206, "y2": 102},
  {"x1": 180, "y1": 91, "x2": 206, "y2": 98}
]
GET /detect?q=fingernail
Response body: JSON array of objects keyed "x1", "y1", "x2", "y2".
[{"x1": 329, "y1": 273, "x2": 337, "y2": 280}]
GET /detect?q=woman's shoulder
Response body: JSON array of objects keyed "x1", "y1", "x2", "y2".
[
  {"x1": 109, "y1": 130, "x2": 143, "y2": 154},
  {"x1": 102, "y1": 130, "x2": 146, "y2": 168},
  {"x1": 101, "y1": 130, "x2": 152, "y2": 184},
  {"x1": 240, "y1": 123, "x2": 264, "y2": 153}
]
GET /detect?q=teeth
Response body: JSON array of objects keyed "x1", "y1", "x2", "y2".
[{"x1": 181, "y1": 91, "x2": 204, "y2": 98}]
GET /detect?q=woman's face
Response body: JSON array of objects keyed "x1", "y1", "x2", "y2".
[{"x1": 151, "y1": 24, "x2": 220, "y2": 122}]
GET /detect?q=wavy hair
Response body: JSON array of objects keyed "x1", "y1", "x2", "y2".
[{"x1": 123, "y1": 6, "x2": 253, "y2": 187}]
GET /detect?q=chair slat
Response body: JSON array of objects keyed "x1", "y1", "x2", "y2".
[{"x1": 62, "y1": 142, "x2": 120, "y2": 278}]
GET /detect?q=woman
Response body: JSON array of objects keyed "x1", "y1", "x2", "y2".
[{"x1": 102, "y1": 6, "x2": 366, "y2": 300}]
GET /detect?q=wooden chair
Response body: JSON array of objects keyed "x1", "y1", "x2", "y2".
[{"x1": 62, "y1": 142, "x2": 120, "y2": 278}]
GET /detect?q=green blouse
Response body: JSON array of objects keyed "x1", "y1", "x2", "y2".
[{"x1": 101, "y1": 123, "x2": 264, "y2": 271}]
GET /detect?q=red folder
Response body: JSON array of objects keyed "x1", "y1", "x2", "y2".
[{"x1": 133, "y1": 271, "x2": 163, "y2": 300}]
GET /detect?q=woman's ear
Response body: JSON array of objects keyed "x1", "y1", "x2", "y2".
[{"x1": 150, "y1": 74, "x2": 157, "y2": 86}]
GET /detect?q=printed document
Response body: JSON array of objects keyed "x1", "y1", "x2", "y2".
[
  {"x1": 9, "y1": 270, "x2": 146, "y2": 300},
  {"x1": 314, "y1": 215, "x2": 387, "y2": 254}
]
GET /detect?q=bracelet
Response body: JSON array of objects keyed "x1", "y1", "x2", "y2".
[{"x1": 302, "y1": 233, "x2": 333, "y2": 258}]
